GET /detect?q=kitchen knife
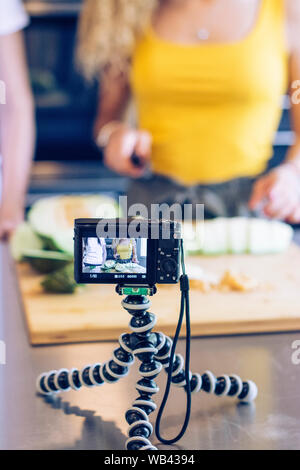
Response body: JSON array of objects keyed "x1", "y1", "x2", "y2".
[{"x1": 131, "y1": 153, "x2": 145, "y2": 169}]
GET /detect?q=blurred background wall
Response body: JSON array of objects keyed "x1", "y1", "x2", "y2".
[
  {"x1": 23, "y1": 0, "x2": 129, "y2": 205},
  {"x1": 24, "y1": 0, "x2": 98, "y2": 163}
]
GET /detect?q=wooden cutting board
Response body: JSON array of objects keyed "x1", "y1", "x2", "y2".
[{"x1": 17, "y1": 245, "x2": 300, "y2": 345}]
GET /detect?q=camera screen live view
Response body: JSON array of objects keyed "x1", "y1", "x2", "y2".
[{"x1": 82, "y1": 237, "x2": 147, "y2": 275}]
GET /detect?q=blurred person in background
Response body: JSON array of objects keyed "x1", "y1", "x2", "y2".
[
  {"x1": 78, "y1": 0, "x2": 300, "y2": 221},
  {"x1": 0, "y1": 0, "x2": 35, "y2": 240},
  {"x1": 83, "y1": 237, "x2": 107, "y2": 271}
]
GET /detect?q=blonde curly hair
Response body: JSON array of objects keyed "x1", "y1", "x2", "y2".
[{"x1": 77, "y1": 0, "x2": 159, "y2": 80}]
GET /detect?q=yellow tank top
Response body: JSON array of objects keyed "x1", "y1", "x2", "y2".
[
  {"x1": 117, "y1": 240, "x2": 133, "y2": 260},
  {"x1": 130, "y1": 0, "x2": 288, "y2": 185}
]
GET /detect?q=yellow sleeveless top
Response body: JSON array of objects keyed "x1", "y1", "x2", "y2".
[
  {"x1": 130, "y1": 0, "x2": 288, "y2": 185},
  {"x1": 117, "y1": 240, "x2": 133, "y2": 260}
]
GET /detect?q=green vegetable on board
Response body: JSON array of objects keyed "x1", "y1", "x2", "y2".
[
  {"x1": 23, "y1": 249, "x2": 73, "y2": 274},
  {"x1": 41, "y1": 264, "x2": 78, "y2": 294}
]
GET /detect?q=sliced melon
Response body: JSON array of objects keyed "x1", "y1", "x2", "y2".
[
  {"x1": 268, "y1": 220, "x2": 294, "y2": 254},
  {"x1": 248, "y1": 219, "x2": 272, "y2": 255},
  {"x1": 103, "y1": 260, "x2": 116, "y2": 269},
  {"x1": 115, "y1": 263, "x2": 128, "y2": 272},
  {"x1": 183, "y1": 217, "x2": 294, "y2": 256},
  {"x1": 202, "y1": 218, "x2": 228, "y2": 255},
  {"x1": 10, "y1": 222, "x2": 44, "y2": 261},
  {"x1": 182, "y1": 221, "x2": 204, "y2": 255},
  {"x1": 28, "y1": 195, "x2": 121, "y2": 255},
  {"x1": 23, "y1": 249, "x2": 73, "y2": 274},
  {"x1": 228, "y1": 217, "x2": 249, "y2": 254}
]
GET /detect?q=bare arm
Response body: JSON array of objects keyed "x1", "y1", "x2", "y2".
[
  {"x1": 94, "y1": 68, "x2": 130, "y2": 137},
  {"x1": 286, "y1": 0, "x2": 300, "y2": 171},
  {"x1": 94, "y1": 68, "x2": 152, "y2": 178},
  {"x1": 249, "y1": 1, "x2": 300, "y2": 221},
  {"x1": 0, "y1": 31, "x2": 35, "y2": 239},
  {"x1": 131, "y1": 239, "x2": 138, "y2": 263},
  {"x1": 101, "y1": 239, "x2": 107, "y2": 264}
]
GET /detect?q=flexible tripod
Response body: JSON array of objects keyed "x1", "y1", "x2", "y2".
[{"x1": 36, "y1": 286, "x2": 258, "y2": 451}]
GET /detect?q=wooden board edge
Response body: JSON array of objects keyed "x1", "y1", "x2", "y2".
[{"x1": 29, "y1": 318, "x2": 300, "y2": 345}]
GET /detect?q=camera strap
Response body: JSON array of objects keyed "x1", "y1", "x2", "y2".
[{"x1": 155, "y1": 239, "x2": 192, "y2": 445}]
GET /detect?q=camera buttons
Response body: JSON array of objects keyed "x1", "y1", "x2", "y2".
[{"x1": 161, "y1": 258, "x2": 177, "y2": 275}]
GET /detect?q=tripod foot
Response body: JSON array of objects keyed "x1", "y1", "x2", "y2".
[
  {"x1": 36, "y1": 334, "x2": 135, "y2": 395},
  {"x1": 153, "y1": 332, "x2": 258, "y2": 403}
]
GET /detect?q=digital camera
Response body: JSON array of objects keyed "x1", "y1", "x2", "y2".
[{"x1": 74, "y1": 218, "x2": 181, "y2": 286}]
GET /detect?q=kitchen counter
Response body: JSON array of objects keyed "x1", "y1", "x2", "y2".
[{"x1": 0, "y1": 242, "x2": 300, "y2": 450}]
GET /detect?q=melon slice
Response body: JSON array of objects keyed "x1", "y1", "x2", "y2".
[
  {"x1": 202, "y1": 218, "x2": 228, "y2": 255},
  {"x1": 247, "y1": 218, "x2": 293, "y2": 254},
  {"x1": 28, "y1": 195, "x2": 120, "y2": 255},
  {"x1": 268, "y1": 220, "x2": 294, "y2": 254},
  {"x1": 182, "y1": 221, "x2": 204, "y2": 255},
  {"x1": 23, "y1": 249, "x2": 73, "y2": 274},
  {"x1": 183, "y1": 217, "x2": 293, "y2": 256},
  {"x1": 103, "y1": 260, "x2": 116, "y2": 270},
  {"x1": 10, "y1": 222, "x2": 44, "y2": 261},
  {"x1": 228, "y1": 217, "x2": 249, "y2": 254},
  {"x1": 248, "y1": 219, "x2": 271, "y2": 254}
]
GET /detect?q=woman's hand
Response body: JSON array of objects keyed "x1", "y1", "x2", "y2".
[
  {"x1": 0, "y1": 201, "x2": 24, "y2": 241},
  {"x1": 103, "y1": 124, "x2": 152, "y2": 178},
  {"x1": 248, "y1": 164, "x2": 300, "y2": 222}
]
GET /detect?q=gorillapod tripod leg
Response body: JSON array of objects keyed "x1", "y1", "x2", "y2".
[
  {"x1": 36, "y1": 292, "x2": 257, "y2": 451},
  {"x1": 153, "y1": 332, "x2": 258, "y2": 403},
  {"x1": 36, "y1": 293, "x2": 158, "y2": 396},
  {"x1": 122, "y1": 298, "x2": 257, "y2": 450},
  {"x1": 36, "y1": 293, "x2": 162, "y2": 450},
  {"x1": 36, "y1": 332, "x2": 136, "y2": 395},
  {"x1": 122, "y1": 294, "x2": 162, "y2": 450}
]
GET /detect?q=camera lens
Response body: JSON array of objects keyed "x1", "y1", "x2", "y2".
[{"x1": 161, "y1": 258, "x2": 177, "y2": 274}]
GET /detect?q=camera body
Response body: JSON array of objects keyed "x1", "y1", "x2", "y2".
[{"x1": 74, "y1": 218, "x2": 181, "y2": 286}]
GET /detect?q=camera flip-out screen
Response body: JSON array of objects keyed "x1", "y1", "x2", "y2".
[
  {"x1": 74, "y1": 218, "x2": 181, "y2": 286},
  {"x1": 82, "y1": 237, "x2": 148, "y2": 276}
]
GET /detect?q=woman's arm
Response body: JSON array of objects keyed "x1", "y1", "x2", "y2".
[
  {"x1": 94, "y1": 68, "x2": 152, "y2": 178},
  {"x1": 249, "y1": 0, "x2": 300, "y2": 221},
  {"x1": 131, "y1": 239, "x2": 138, "y2": 263},
  {"x1": 101, "y1": 239, "x2": 107, "y2": 264},
  {"x1": 0, "y1": 31, "x2": 35, "y2": 239},
  {"x1": 284, "y1": 0, "x2": 300, "y2": 221},
  {"x1": 94, "y1": 68, "x2": 130, "y2": 137},
  {"x1": 112, "y1": 239, "x2": 118, "y2": 258}
]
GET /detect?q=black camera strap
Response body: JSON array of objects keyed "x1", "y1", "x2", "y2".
[{"x1": 155, "y1": 239, "x2": 192, "y2": 445}]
